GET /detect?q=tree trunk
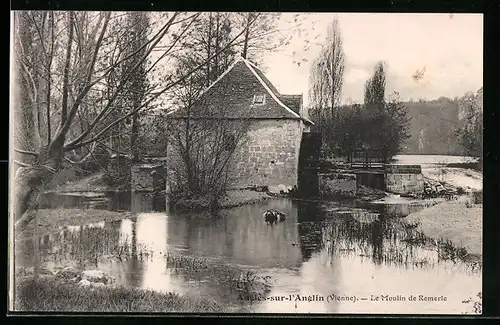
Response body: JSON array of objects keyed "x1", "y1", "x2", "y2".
[
  {"x1": 241, "y1": 13, "x2": 251, "y2": 59},
  {"x1": 206, "y1": 13, "x2": 212, "y2": 87},
  {"x1": 14, "y1": 143, "x2": 63, "y2": 236},
  {"x1": 130, "y1": 111, "x2": 140, "y2": 162},
  {"x1": 214, "y1": 13, "x2": 220, "y2": 78}
]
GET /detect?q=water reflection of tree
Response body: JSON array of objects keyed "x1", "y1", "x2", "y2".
[
  {"x1": 296, "y1": 201, "x2": 324, "y2": 261},
  {"x1": 323, "y1": 212, "x2": 403, "y2": 266},
  {"x1": 125, "y1": 219, "x2": 143, "y2": 287},
  {"x1": 322, "y1": 211, "x2": 446, "y2": 269},
  {"x1": 370, "y1": 218, "x2": 384, "y2": 264}
]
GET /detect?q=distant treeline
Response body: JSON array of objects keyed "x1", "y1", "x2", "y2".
[
  {"x1": 313, "y1": 97, "x2": 470, "y2": 156},
  {"x1": 401, "y1": 97, "x2": 464, "y2": 155}
]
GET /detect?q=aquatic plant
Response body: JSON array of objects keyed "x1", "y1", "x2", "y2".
[
  {"x1": 165, "y1": 253, "x2": 271, "y2": 298},
  {"x1": 322, "y1": 209, "x2": 480, "y2": 273}
]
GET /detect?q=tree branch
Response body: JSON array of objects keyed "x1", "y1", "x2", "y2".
[
  {"x1": 65, "y1": 13, "x2": 259, "y2": 152},
  {"x1": 60, "y1": 11, "x2": 75, "y2": 128},
  {"x1": 14, "y1": 148, "x2": 39, "y2": 156},
  {"x1": 13, "y1": 160, "x2": 32, "y2": 168},
  {"x1": 62, "y1": 13, "x2": 179, "y2": 149},
  {"x1": 56, "y1": 12, "x2": 111, "y2": 143}
]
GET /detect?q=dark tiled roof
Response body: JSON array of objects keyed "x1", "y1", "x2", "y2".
[
  {"x1": 247, "y1": 62, "x2": 281, "y2": 96},
  {"x1": 280, "y1": 94, "x2": 302, "y2": 115},
  {"x1": 168, "y1": 58, "x2": 313, "y2": 125}
]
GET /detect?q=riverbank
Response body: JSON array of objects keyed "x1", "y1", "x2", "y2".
[
  {"x1": 14, "y1": 276, "x2": 229, "y2": 312},
  {"x1": 421, "y1": 166, "x2": 482, "y2": 191},
  {"x1": 405, "y1": 199, "x2": 482, "y2": 256},
  {"x1": 172, "y1": 189, "x2": 276, "y2": 212},
  {"x1": 16, "y1": 209, "x2": 132, "y2": 241},
  {"x1": 13, "y1": 252, "x2": 268, "y2": 312}
]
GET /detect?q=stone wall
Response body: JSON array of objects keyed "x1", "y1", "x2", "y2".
[
  {"x1": 385, "y1": 164, "x2": 424, "y2": 194},
  {"x1": 318, "y1": 173, "x2": 357, "y2": 197},
  {"x1": 131, "y1": 164, "x2": 166, "y2": 192},
  {"x1": 385, "y1": 173, "x2": 424, "y2": 194},
  {"x1": 351, "y1": 164, "x2": 425, "y2": 195},
  {"x1": 231, "y1": 119, "x2": 303, "y2": 189},
  {"x1": 385, "y1": 164, "x2": 422, "y2": 174},
  {"x1": 165, "y1": 119, "x2": 304, "y2": 191},
  {"x1": 107, "y1": 155, "x2": 132, "y2": 182}
]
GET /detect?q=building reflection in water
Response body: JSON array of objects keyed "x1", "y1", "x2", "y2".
[
  {"x1": 166, "y1": 199, "x2": 303, "y2": 269},
  {"x1": 296, "y1": 201, "x2": 325, "y2": 262},
  {"x1": 12, "y1": 193, "x2": 481, "y2": 314}
]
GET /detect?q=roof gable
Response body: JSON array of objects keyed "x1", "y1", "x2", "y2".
[
  {"x1": 168, "y1": 57, "x2": 313, "y2": 124},
  {"x1": 280, "y1": 94, "x2": 302, "y2": 115}
]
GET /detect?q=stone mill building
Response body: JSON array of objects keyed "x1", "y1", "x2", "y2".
[{"x1": 165, "y1": 56, "x2": 315, "y2": 190}]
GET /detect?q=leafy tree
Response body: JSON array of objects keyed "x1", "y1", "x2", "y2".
[
  {"x1": 455, "y1": 88, "x2": 483, "y2": 160},
  {"x1": 363, "y1": 63, "x2": 410, "y2": 160},
  {"x1": 381, "y1": 93, "x2": 411, "y2": 158},
  {"x1": 364, "y1": 61, "x2": 386, "y2": 109}
]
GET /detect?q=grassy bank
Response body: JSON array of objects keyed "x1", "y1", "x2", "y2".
[
  {"x1": 405, "y1": 200, "x2": 482, "y2": 256},
  {"x1": 172, "y1": 189, "x2": 274, "y2": 212},
  {"x1": 16, "y1": 209, "x2": 132, "y2": 241},
  {"x1": 219, "y1": 190, "x2": 274, "y2": 208},
  {"x1": 14, "y1": 276, "x2": 227, "y2": 312}
]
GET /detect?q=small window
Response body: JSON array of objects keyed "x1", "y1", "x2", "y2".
[{"x1": 252, "y1": 94, "x2": 266, "y2": 105}]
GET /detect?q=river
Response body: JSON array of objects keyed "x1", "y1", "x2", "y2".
[{"x1": 15, "y1": 193, "x2": 481, "y2": 314}]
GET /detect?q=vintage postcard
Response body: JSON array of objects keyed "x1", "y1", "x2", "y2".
[{"x1": 9, "y1": 11, "x2": 482, "y2": 314}]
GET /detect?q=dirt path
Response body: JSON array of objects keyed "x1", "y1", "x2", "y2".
[{"x1": 49, "y1": 172, "x2": 109, "y2": 192}]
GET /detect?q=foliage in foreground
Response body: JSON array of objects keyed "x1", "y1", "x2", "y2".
[
  {"x1": 462, "y1": 292, "x2": 482, "y2": 314},
  {"x1": 15, "y1": 276, "x2": 225, "y2": 312},
  {"x1": 455, "y1": 89, "x2": 483, "y2": 159},
  {"x1": 166, "y1": 253, "x2": 271, "y2": 298}
]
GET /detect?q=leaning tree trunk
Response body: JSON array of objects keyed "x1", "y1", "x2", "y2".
[
  {"x1": 14, "y1": 144, "x2": 63, "y2": 235},
  {"x1": 13, "y1": 143, "x2": 64, "y2": 280},
  {"x1": 13, "y1": 166, "x2": 44, "y2": 278}
]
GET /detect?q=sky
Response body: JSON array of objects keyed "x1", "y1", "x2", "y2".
[{"x1": 260, "y1": 13, "x2": 483, "y2": 106}]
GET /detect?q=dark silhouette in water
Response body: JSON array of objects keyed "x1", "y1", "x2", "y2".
[
  {"x1": 263, "y1": 209, "x2": 286, "y2": 225},
  {"x1": 296, "y1": 202, "x2": 324, "y2": 261}
]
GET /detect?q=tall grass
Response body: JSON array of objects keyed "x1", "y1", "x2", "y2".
[
  {"x1": 322, "y1": 214, "x2": 481, "y2": 272},
  {"x1": 165, "y1": 253, "x2": 271, "y2": 298},
  {"x1": 15, "y1": 277, "x2": 225, "y2": 312}
]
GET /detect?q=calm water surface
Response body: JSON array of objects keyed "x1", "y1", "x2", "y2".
[{"x1": 16, "y1": 192, "x2": 481, "y2": 314}]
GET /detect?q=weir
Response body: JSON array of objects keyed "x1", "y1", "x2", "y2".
[{"x1": 297, "y1": 138, "x2": 425, "y2": 196}]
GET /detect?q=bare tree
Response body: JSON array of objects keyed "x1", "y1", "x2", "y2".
[
  {"x1": 11, "y1": 10, "x2": 254, "y2": 236},
  {"x1": 308, "y1": 17, "x2": 345, "y2": 127},
  {"x1": 167, "y1": 14, "x2": 248, "y2": 204},
  {"x1": 455, "y1": 88, "x2": 483, "y2": 162},
  {"x1": 236, "y1": 12, "x2": 284, "y2": 60},
  {"x1": 234, "y1": 12, "x2": 311, "y2": 67},
  {"x1": 166, "y1": 81, "x2": 251, "y2": 208}
]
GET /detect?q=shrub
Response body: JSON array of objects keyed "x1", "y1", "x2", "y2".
[{"x1": 472, "y1": 190, "x2": 483, "y2": 204}]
